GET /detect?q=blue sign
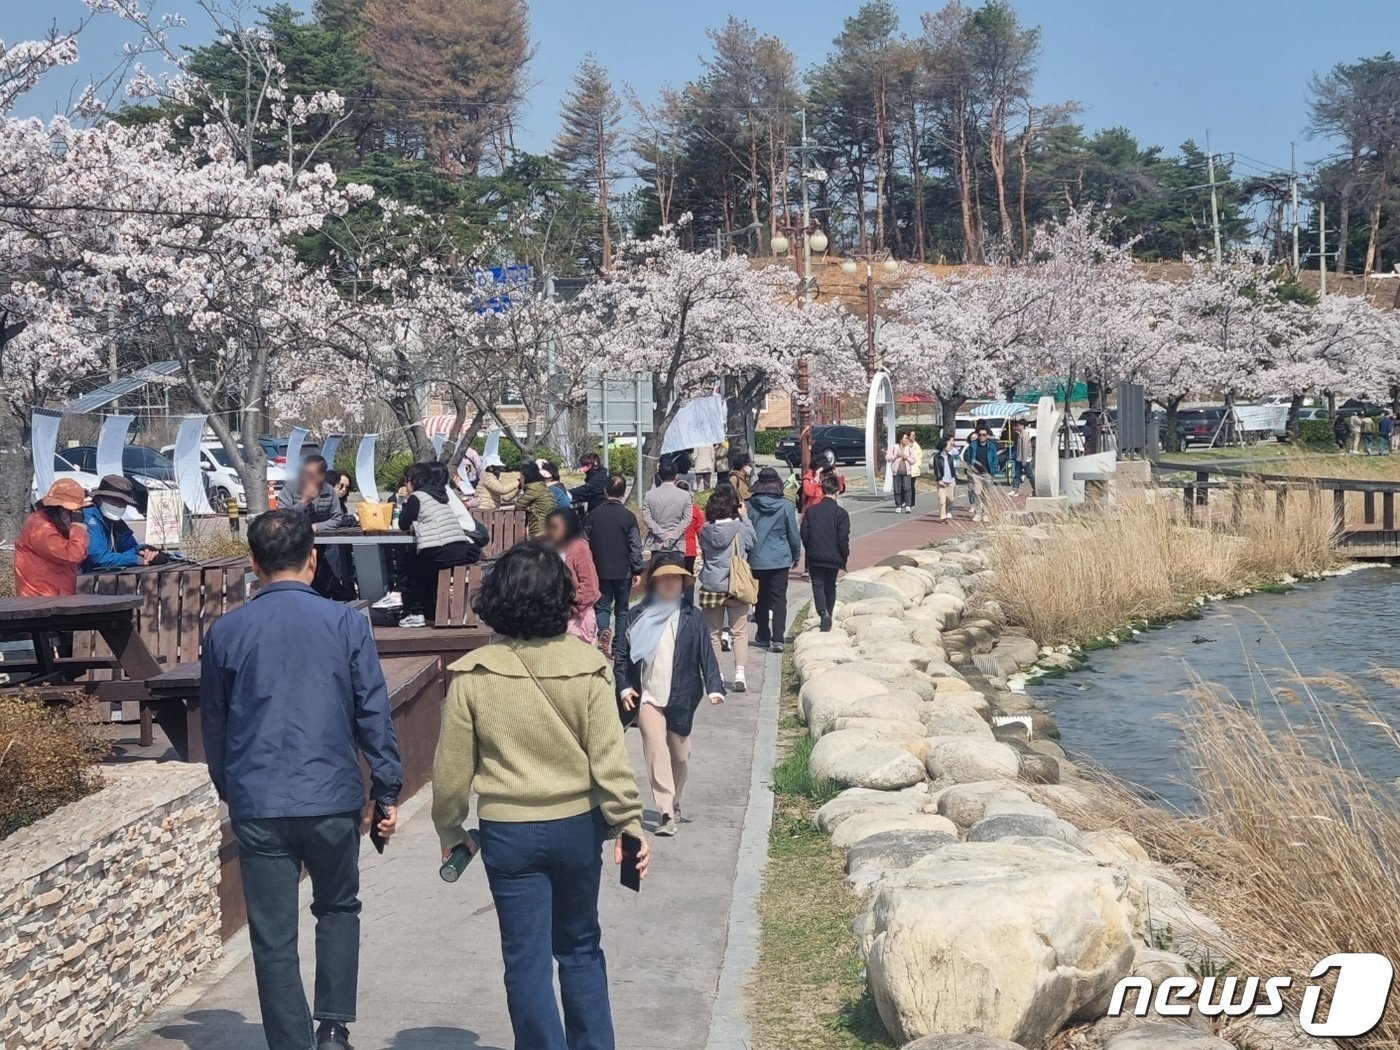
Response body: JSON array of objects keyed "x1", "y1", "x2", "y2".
[{"x1": 473, "y1": 264, "x2": 532, "y2": 314}]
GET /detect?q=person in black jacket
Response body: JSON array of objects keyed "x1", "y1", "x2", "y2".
[
  {"x1": 614, "y1": 557, "x2": 724, "y2": 837},
  {"x1": 569, "y1": 453, "x2": 608, "y2": 515},
  {"x1": 587, "y1": 474, "x2": 643, "y2": 656},
  {"x1": 800, "y1": 474, "x2": 851, "y2": 632}
]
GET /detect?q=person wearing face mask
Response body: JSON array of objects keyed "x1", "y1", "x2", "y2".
[{"x1": 81, "y1": 475, "x2": 157, "y2": 573}]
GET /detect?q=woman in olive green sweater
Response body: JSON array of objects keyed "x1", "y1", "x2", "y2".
[{"x1": 432, "y1": 541, "x2": 648, "y2": 1050}]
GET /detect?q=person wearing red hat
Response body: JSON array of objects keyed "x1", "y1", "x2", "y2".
[{"x1": 15, "y1": 479, "x2": 90, "y2": 597}]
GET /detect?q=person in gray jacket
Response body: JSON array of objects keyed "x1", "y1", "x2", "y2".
[
  {"x1": 696, "y1": 486, "x2": 757, "y2": 691},
  {"x1": 746, "y1": 467, "x2": 801, "y2": 653},
  {"x1": 642, "y1": 461, "x2": 692, "y2": 552}
]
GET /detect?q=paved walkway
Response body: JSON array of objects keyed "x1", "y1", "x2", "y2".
[{"x1": 118, "y1": 486, "x2": 1001, "y2": 1050}]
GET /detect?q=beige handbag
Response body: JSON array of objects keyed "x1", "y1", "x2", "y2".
[{"x1": 727, "y1": 532, "x2": 759, "y2": 605}]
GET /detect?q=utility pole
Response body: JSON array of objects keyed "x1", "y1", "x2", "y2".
[
  {"x1": 1290, "y1": 142, "x2": 1300, "y2": 273},
  {"x1": 1319, "y1": 201, "x2": 1327, "y2": 297},
  {"x1": 1206, "y1": 130, "x2": 1223, "y2": 265},
  {"x1": 799, "y1": 110, "x2": 813, "y2": 302}
]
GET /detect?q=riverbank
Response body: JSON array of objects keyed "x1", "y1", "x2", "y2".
[{"x1": 767, "y1": 526, "x2": 1349, "y2": 1050}]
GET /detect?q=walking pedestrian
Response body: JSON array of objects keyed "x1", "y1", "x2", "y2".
[
  {"x1": 931, "y1": 435, "x2": 959, "y2": 521},
  {"x1": 1362, "y1": 414, "x2": 1376, "y2": 455},
  {"x1": 801, "y1": 474, "x2": 850, "y2": 633},
  {"x1": 517, "y1": 460, "x2": 556, "y2": 537},
  {"x1": 569, "y1": 453, "x2": 608, "y2": 514},
  {"x1": 547, "y1": 507, "x2": 601, "y2": 645},
  {"x1": 746, "y1": 467, "x2": 800, "y2": 653},
  {"x1": 696, "y1": 486, "x2": 756, "y2": 692},
  {"x1": 15, "y1": 480, "x2": 89, "y2": 597},
  {"x1": 678, "y1": 480, "x2": 705, "y2": 594},
  {"x1": 1386, "y1": 409, "x2": 1398, "y2": 454},
  {"x1": 1333, "y1": 412, "x2": 1350, "y2": 452},
  {"x1": 642, "y1": 460, "x2": 691, "y2": 553},
  {"x1": 729, "y1": 453, "x2": 754, "y2": 502},
  {"x1": 1349, "y1": 411, "x2": 1364, "y2": 454},
  {"x1": 692, "y1": 442, "x2": 715, "y2": 491},
  {"x1": 201, "y1": 510, "x2": 401, "y2": 1050},
  {"x1": 432, "y1": 542, "x2": 648, "y2": 1050},
  {"x1": 1010, "y1": 418, "x2": 1033, "y2": 491},
  {"x1": 614, "y1": 559, "x2": 725, "y2": 837},
  {"x1": 887, "y1": 432, "x2": 917, "y2": 513},
  {"x1": 587, "y1": 474, "x2": 642, "y2": 658},
  {"x1": 962, "y1": 427, "x2": 1001, "y2": 523},
  {"x1": 905, "y1": 430, "x2": 924, "y2": 508}
]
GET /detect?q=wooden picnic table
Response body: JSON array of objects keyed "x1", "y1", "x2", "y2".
[{"x1": 0, "y1": 594, "x2": 162, "y2": 685}]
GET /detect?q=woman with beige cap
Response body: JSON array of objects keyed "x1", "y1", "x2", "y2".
[
  {"x1": 15, "y1": 479, "x2": 90, "y2": 597},
  {"x1": 613, "y1": 556, "x2": 725, "y2": 836}
]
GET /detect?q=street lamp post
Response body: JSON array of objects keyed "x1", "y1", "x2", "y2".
[
  {"x1": 841, "y1": 251, "x2": 900, "y2": 380},
  {"x1": 773, "y1": 219, "x2": 828, "y2": 474}
]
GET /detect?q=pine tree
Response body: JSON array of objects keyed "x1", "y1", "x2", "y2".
[{"x1": 554, "y1": 56, "x2": 623, "y2": 270}]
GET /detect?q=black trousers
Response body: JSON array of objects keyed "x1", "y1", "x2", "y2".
[
  {"x1": 233, "y1": 812, "x2": 362, "y2": 1050},
  {"x1": 753, "y1": 567, "x2": 790, "y2": 647},
  {"x1": 810, "y1": 566, "x2": 839, "y2": 620},
  {"x1": 406, "y1": 542, "x2": 477, "y2": 619}
]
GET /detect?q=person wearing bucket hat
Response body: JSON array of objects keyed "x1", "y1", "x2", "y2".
[
  {"x1": 15, "y1": 479, "x2": 91, "y2": 597},
  {"x1": 613, "y1": 555, "x2": 725, "y2": 837},
  {"x1": 81, "y1": 474, "x2": 156, "y2": 573}
]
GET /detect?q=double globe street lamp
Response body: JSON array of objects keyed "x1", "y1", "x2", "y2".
[{"x1": 772, "y1": 222, "x2": 828, "y2": 472}]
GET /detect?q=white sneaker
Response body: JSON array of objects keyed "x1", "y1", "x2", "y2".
[
  {"x1": 398, "y1": 613, "x2": 426, "y2": 628},
  {"x1": 733, "y1": 667, "x2": 747, "y2": 693},
  {"x1": 721, "y1": 628, "x2": 732, "y2": 652},
  {"x1": 372, "y1": 591, "x2": 403, "y2": 610},
  {"x1": 655, "y1": 814, "x2": 677, "y2": 837}
]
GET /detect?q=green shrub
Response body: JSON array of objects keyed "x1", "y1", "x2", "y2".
[
  {"x1": 602, "y1": 443, "x2": 638, "y2": 478},
  {"x1": 770, "y1": 733, "x2": 841, "y2": 806},
  {"x1": 375, "y1": 450, "x2": 415, "y2": 493},
  {"x1": 466, "y1": 436, "x2": 563, "y2": 471},
  {"x1": 754, "y1": 429, "x2": 786, "y2": 456},
  {"x1": 1298, "y1": 419, "x2": 1336, "y2": 448},
  {"x1": 0, "y1": 697, "x2": 108, "y2": 840}
]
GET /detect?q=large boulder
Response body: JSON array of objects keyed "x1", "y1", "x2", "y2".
[
  {"x1": 837, "y1": 597, "x2": 907, "y2": 620},
  {"x1": 831, "y1": 810, "x2": 958, "y2": 850},
  {"x1": 798, "y1": 670, "x2": 889, "y2": 724},
  {"x1": 993, "y1": 635, "x2": 1041, "y2": 668},
  {"x1": 846, "y1": 828, "x2": 958, "y2": 892},
  {"x1": 814, "y1": 786, "x2": 923, "y2": 833},
  {"x1": 860, "y1": 640, "x2": 935, "y2": 670},
  {"x1": 921, "y1": 708, "x2": 994, "y2": 741},
  {"x1": 900, "y1": 1036, "x2": 1027, "y2": 1050},
  {"x1": 837, "y1": 573, "x2": 906, "y2": 607},
  {"x1": 839, "y1": 662, "x2": 940, "y2": 700},
  {"x1": 966, "y1": 812, "x2": 1081, "y2": 846},
  {"x1": 921, "y1": 592, "x2": 966, "y2": 629},
  {"x1": 884, "y1": 572, "x2": 932, "y2": 606},
  {"x1": 926, "y1": 738, "x2": 1022, "y2": 784},
  {"x1": 810, "y1": 734, "x2": 928, "y2": 790},
  {"x1": 832, "y1": 716, "x2": 929, "y2": 738},
  {"x1": 846, "y1": 614, "x2": 915, "y2": 640},
  {"x1": 862, "y1": 844, "x2": 1139, "y2": 1046},
  {"x1": 809, "y1": 694, "x2": 926, "y2": 739},
  {"x1": 1082, "y1": 829, "x2": 1151, "y2": 866},
  {"x1": 936, "y1": 782, "x2": 1033, "y2": 829},
  {"x1": 1102, "y1": 1025, "x2": 1233, "y2": 1050}
]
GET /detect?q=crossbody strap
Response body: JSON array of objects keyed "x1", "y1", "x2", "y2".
[{"x1": 511, "y1": 646, "x2": 587, "y2": 758}]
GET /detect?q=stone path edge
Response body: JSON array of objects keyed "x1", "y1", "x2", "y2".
[{"x1": 704, "y1": 647, "x2": 782, "y2": 1050}]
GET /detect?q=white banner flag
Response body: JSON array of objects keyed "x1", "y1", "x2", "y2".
[
  {"x1": 482, "y1": 427, "x2": 503, "y2": 468},
  {"x1": 173, "y1": 415, "x2": 214, "y2": 514},
  {"x1": 355, "y1": 434, "x2": 380, "y2": 503},
  {"x1": 31, "y1": 408, "x2": 64, "y2": 498},
  {"x1": 321, "y1": 433, "x2": 344, "y2": 467},
  {"x1": 95, "y1": 414, "x2": 135, "y2": 479},
  {"x1": 283, "y1": 426, "x2": 309, "y2": 471},
  {"x1": 662, "y1": 394, "x2": 726, "y2": 454}
]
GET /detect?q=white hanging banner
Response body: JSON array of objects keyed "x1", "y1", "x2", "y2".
[
  {"x1": 481, "y1": 427, "x2": 503, "y2": 468},
  {"x1": 283, "y1": 426, "x2": 310, "y2": 470},
  {"x1": 355, "y1": 434, "x2": 380, "y2": 503},
  {"x1": 31, "y1": 408, "x2": 64, "y2": 498},
  {"x1": 431, "y1": 433, "x2": 447, "y2": 457},
  {"x1": 456, "y1": 459, "x2": 476, "y2": 494},
  {"x1": 321, "y1": 433, "x2": 344, "y2": 467},
  {"x1": 173, "y1": 415, "x2": 214, "y2": 514},
  {"x1": 662, "y1": 394, "x2": 726, "y2": 454},
  {"x1": 95, "y1": 414, "x2": 135, "y2": 479}
]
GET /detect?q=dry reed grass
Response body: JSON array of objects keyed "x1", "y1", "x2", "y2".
[{"x1": 985, "y1": 480, "x2": 1341, "y2": 646}]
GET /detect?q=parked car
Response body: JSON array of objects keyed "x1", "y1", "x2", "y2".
[
  {"x1": 1173, "y1": 407, "x2": 1228, "y2": 447},
  {"x1": 1298, "y1": 407, "x2": 1330, "y2": 422},
  {"x1": 60, "y1": 443, "x2": 178, "y2": 484},
  {"x1": 159, "y1": 441, "x2": 288, "y2": 512},
  {"x1": 775, "y1": 424, "x2": 866, "y2": 468},
  {"x1": 256, "y1": 436, "x2": 322, "y2": 468}
]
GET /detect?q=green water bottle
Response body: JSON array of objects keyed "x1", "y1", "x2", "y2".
[{"x1": 439, "y1": 829, "x2": 480, "y2": 883}]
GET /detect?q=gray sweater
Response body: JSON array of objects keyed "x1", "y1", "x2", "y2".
[{"x1": 696, "y1": 517, "x2": 756, "y2": 594}]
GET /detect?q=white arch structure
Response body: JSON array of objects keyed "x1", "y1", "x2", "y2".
[{"x1": 864, "y1": 370, "x2": 897, "y2": 498}]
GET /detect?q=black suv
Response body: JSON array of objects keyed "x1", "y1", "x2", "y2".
[{"x1": 775, "y1": 425, "x2": 866, "y2": 468}]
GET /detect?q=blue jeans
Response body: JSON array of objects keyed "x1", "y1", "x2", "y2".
[
  {"x1": 1011, "y1": 457, "x2": 1029, "y2": 488},
  {"x1": 594, "y1": 578, "x2": 631, "y2": 636},
  {"x1": 232, "y1": 812, "x2": 362, "y2": 1050},
  {"x1": 479, "y1": 809, "x2": 613, "y2": 1050}
]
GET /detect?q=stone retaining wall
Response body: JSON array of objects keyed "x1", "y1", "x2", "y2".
[
  {"x1": 0, "y1": 764, "x2": 221, "y2": 1049},
  {"x1": 793, "y1": 531, "x2": 1334, "y2": 1050}
]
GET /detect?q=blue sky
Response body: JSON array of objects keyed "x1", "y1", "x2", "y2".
[{"x1": 10, "y1": 0, "x2": 1400, "y2": 175}]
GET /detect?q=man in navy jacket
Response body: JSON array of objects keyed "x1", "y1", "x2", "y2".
[{"x1": 200, "y1": 509, "x2": 401, "y2": 1050}]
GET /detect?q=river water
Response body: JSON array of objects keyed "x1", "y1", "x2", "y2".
[{"x1": 1027, "y1": 567, "x2": 1400, "y2": 809}]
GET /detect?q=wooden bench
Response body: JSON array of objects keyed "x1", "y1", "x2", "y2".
[
  {"x1": 434, "y1": 562, "x2": 483, "y2": 628},
  {"x1": 476, "y1": 508, "x2": 528, "y2": 556}
]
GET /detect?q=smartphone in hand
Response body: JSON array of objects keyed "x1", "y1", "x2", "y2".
[
  {"x1": 369, "y1": 802, "x2": 390, "y2": 854},
  {"x1": 620, "y1": 833, "x2": 642, "y2": 893}
]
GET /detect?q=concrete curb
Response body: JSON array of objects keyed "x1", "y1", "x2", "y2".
[{"x1": 704, "y1": 646, "x2": 781, "y2": 1050}]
